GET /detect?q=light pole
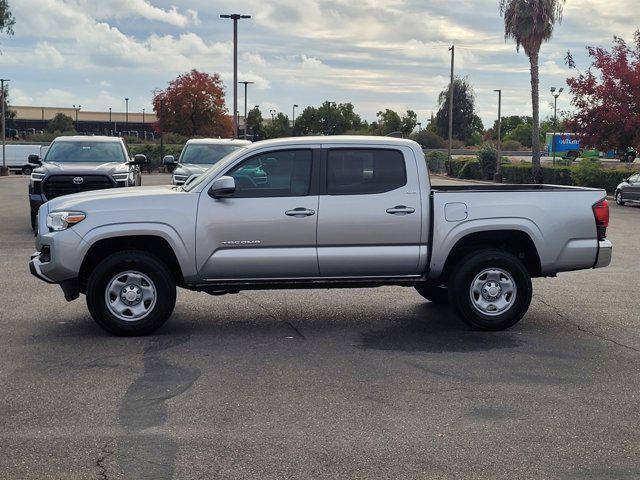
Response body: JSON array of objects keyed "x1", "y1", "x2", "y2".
[
  {"x1": 493, "y1": 89, "x2": 502, "y2": 182},
  {"x1": 159, "y1": 98, "x2": 164, "y2": 161},
  {"x1": 109, "y1": 107, "x2": 112, "y2": 134},
  {"x1": 447, "y1": 45, "x2": 455, "y2": 161},
  {"x1": 269, "y1": 109, "x2": 276, "y2": 121},
  {"x1": 124, "y1": 98, "x2": 129, "y2": 133},
  {"x1": 238, "y1": 81, "x2": 254, "y2": 139},
  {"x1": 142, "y1": 108, "x2": 145, "y2": 124},
  {"x1": 73, "y1": 104, "x2": 81, "y2": 129},
  {"x1": 221, "y1": 13, "x2": 251, "y2": 138},
  {"x1": 417, "y1": 122, "x2": 422, "y2": 132},
  {"x1": 0, "y1": 79, "x2": 9, "y2": 176},
  {"x1": 550, "y1": 87, "x2": 563, "y2": 167},
  {"x1": 292, "y1": 104, "x2": 299, "y2": 133}
]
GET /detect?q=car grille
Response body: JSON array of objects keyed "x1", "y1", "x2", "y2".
[{"x1": 42, "y1": 175, "x2": 114, "y2": 200}]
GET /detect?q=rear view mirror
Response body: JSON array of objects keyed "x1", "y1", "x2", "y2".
[
  {"x1": 162, "y1": 155, "x2": 176, "y2": 166},
  {"x1": 132, "y1": 154, "x2": 147, "y2": 165},
  {"x1": 28, "y1": 154, "x2": 42, "y2": 165},
  {"x1": 208, "y1": 176, "x2": 235, "y2": 198}
]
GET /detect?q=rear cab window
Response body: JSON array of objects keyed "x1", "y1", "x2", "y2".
[{"x1": 326, "y1": 148, "x2": 407, "y2": 195}]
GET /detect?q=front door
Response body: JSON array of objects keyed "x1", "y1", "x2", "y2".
[
  {"x1": 196, "y1": 147, "x2": 320, "y2": 279},
  {"x1": 316, "y1": 146, "x2": 423, "y2": 277},
  {"x1": 627, "y1": 174, "x2": 640, "y2": 201}
]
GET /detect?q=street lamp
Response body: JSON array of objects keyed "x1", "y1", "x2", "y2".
[
  {"x1": 73, "y1": 104, "x2": 81, "y2": 129},
  {"x1": 238, "y1": 81, "x2": 254, "y2": 139},
  {"x1": 124, "y1": 98, "x2": 129, "y2": 133},
  {"x1": 550, "y1": 87, "x2": 564, "y2": 166},
  {"x1": 292, "y1": 104, "x2": 299, "y2": 132},
  {"x1": 142, "y1": 108, "x2": 145, "y2": 124},
  {"x1": 269, "y1": 109, "x2": 276, "y2": 121},
  {"x1": 221, "y1": 13, "x2": 251, "y2": 138},
  {"x1": 493, "y1": 89, "x2": 502, "y2": 182},
  {"x1": 0, "y1": 79, "x2": 9, "y2": 176},
  {"x1": 417, "y1": 122, "x2": 422, "y2": 132}
]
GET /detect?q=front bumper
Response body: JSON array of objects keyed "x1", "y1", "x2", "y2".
[{"x1": 594, "y1": 239, "x2": 612, "y2": 269}]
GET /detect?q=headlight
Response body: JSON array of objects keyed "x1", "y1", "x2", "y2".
[
  {"x1": 112, "y1": 172, "x2": 130, "y2": 182},
  {"x1": 46, "y1": 211, "x2": 86, "y2": 231},
  {"x1": 172, "y1": 174, "x2": 189, "y2": 184},
  {"x1": 31, "y1": 172, "x2": 45, "y2": 181}
]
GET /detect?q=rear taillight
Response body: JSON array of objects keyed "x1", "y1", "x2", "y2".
[{"x1": 592, "y1": 199, "x2": 609, "y2": 240}]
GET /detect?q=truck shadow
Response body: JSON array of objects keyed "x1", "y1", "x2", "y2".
[{"x1": 357, "y1": 304, "x2": 523, "y2": 353}]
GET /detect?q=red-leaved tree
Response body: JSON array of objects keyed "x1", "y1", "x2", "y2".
[
  {"x1": 153, "y1": 69, "x2": 233, "y2": 138},
  {"x1": 566, "y1": 31, "x2": 640, "y2": 150}
]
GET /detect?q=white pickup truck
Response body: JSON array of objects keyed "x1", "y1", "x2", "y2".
[{"x1": 29, "y1": 136, "x2": 612, "y2": 336}]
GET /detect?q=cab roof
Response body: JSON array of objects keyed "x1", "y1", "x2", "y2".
[
  {"x1": 53, "y1": 136, "x2": 123, "y2": 143},
  {"x1": 185, "y1": 138, "x2": 252, "y2": 146}
]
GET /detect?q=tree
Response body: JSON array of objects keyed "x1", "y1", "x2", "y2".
[
  {"x1": 489, "y1": 115, "x2": 531, "y2": 139},
  {"x1": 374, "y1": 109, "x2": 402, "y2": 135},
  {"x1": 264, "y1": 112, "x2": 291, "y2": 139},
  {"x1": 0, "y1": 1, "x2": 15, "y2": 38},
  {"x1": 505, "y1": 122, "x2": 533, "y2": 147},
  {"x1": 434, "y1": 77, "x2": 483, "y2": 142},
  {"x1": 47, "y1": 113, "x2": 75, "y2": 133},
  {"x1": 152, "y1": 69, "x2": 233, "y2": 138},
  {"x1": 565, "y1": 31, "x2": 640, "y2": 150},
  {"x1": 410, "y1": 130, "x2": 446, "y2": 148},
  {"x1": 401, "y1": 110, "x2": 418, "y2": 135},
  {"x1": 293, "y1": 101, "x2": 365, "y2": 135},
  {"x1": 500, "y1": 0, "x2": 566, "y2": 183},
  {"x1": 294, "y1": 106, "x2": 323, "y2": 135},
  {"x1": 246, "y1": 106, "x2": 264, "y2": 140}
]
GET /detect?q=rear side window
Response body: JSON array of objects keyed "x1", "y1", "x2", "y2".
[{"x1": 327, "y1": 149, "x2": 407, "y2": 195}]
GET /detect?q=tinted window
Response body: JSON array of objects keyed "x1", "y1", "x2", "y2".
[
  {"x1": 227, "y1": 149, "x2": 312, "y2": 197},
  {"x1": 45, "y1": 141, "x2": 126, "y2": 163},
  {"x1": 327, "y1": 149, "x2": 406, "y2": 195},
  {"x1": 180, "y1": 144, "x2": 244, "y2": 165},
  {"x1": 629, "y1": 174, "x2": 640, "y2": 183}
]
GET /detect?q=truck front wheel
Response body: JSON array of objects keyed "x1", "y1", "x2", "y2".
[
  {"x1": 86, "y1": 251, "x2": 176, "y2": 336},
  {"x1": 448, "y1": 249, "x2": 532, "y2": 331}
]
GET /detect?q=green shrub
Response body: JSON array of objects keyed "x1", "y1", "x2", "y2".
[
  {"x1": 425, "y1": 151, "x2": 448, "y2": 173},
  {"x1": 458, "y1": 159, "x2": 482, "y2": 179},
  {"x1": 129, "y1": 143, "x2": 184, "y2": 171},
  {"x1": 477, "y1": 144, "x2": 498, "y2": 180},
  {"x1": 445, "y1": 158, "x2": 468, "y2": 177},
  {"x1": 412, "y1": 130, "x2": 445, "y2": 149},
  {"x1": 572, "y1": 158, "x2": 602, "y2": 187},
  {"x1": 501, "y1": 139, "x2": 523, "y2": 151},
  {"x1": 501, "y1": 164, "x2": 574, "y2": 185}
]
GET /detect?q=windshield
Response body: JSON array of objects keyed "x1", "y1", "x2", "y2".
[
  {"x1": 179, "y1": 144, "x2": 243, "y2": 165},
  {"x1": 44, "y1": 141, "x2": 126, "y2": 163},
  {"x1": 182, "y1": 147, "x2": 248, "y2": 192}
]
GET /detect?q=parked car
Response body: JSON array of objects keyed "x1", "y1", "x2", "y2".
[
  {"x1": 29, "y1": 136, "x2": 612, "y2": 336},
  {"x1": 1, "y1": 144, "x2": 45, "y2": 174},
  {"x1": 27, "y1": 136, "x2": 146, "y2": 229},
  {"x1": 615, "y1": 172, "x2": 640, "y2": 206},
  {"x1": 163, "y1": 138, "x2": 251, "y2": 185}
]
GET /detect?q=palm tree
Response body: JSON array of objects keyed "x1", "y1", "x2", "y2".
[{"x1": 500, "y1": 0, "x2": 565, "y2": 183}]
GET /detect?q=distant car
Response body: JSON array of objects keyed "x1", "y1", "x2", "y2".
[
  {"x1": 28, "y1": 136, "x2": 146, "y2": 229},
  {"x1": 615, "y1": 172, "x2": 640, "y2": 206},
  {"x1": 1, "y1": 144, "x2": 45, "y2": 174},
  {"x1": 163, "y1": 138, "x2": 251, "y2": 185}
]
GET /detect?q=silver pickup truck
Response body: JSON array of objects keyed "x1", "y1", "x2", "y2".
[{"x1": 29, "y1": 136, "x2": 612, "y2": 336}]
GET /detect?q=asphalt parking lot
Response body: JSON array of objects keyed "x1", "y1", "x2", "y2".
[{"x1": 1, "y1": 173, "x2": 639, "y2": 479}]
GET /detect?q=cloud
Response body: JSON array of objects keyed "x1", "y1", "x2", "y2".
[{"x1": 68, "y1": 0, "x2": 199, "y2": 27}]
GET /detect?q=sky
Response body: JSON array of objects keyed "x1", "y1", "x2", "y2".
[{"x1": 1, "y1": 0, "x2": 638, "y2": 128}]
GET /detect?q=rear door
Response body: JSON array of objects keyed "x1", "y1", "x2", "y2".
[
  {"x1": 195, "y1": 146, "x2": 320, "y2": 279},
  {"x1": 316, "y1": 145, "x2": 422, "y2": 277}
]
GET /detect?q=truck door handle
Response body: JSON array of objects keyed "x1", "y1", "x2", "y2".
[
  {"x1": 386, "y1": 205, "x2": 415, "y2": 215},
  {"x1": 285, "y1": 207, "x2": 315, "y2": 217}
]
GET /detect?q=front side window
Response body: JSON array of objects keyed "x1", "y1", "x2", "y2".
[
  {"x1": 327, "y1": 149, "x2": 406, "y2": 195},
  {"x1": 44, "y1": 141, "x2": 126, "y2": 163},
  {"x1": 629, "y1": 174, "x2": 640, "y2": 183},
  {"x1": 227, "y1": 149, "x2": 312, "y2": 197},
  {"x1": 180, "y1": 144, "x2": 244, "y2": 165}
]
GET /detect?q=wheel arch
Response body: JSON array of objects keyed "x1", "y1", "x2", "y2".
[
  {"x1": 437, "y1": 229, "x2": 542, "y2": 283},
  {"x1": 79, "y1": 235, "x2": 185, "y2": 290}
]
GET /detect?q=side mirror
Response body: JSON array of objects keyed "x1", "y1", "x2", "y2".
[
  {"x1": 28, "y1": 154, "x2": 42, "y2": 165},
  {"x1": 132, "y1": 154, "x2": 147, "y2": 165},
  {"x1": 208, "y1": 176, "x2": 236, "y2": 198},
  {"x1": 162, "y1": 155, "x2": 176, "y2": 166}
]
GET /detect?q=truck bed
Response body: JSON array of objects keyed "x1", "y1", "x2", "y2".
[{"x1": 431, "y1": 184, "x2": 600, "y2": 193}]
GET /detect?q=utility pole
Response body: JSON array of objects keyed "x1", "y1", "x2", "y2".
[
  {"x1": 221, "y1": 14, "x2": 251, "y2": 138},
  {"x1": 159, "y1": 98, "x2": 164, "y2": 161},
  {"x1": 494, "y1": 89, "x2": 502, "y2": 182},
  {"x1": 292, "y1": 104, "x2": 298, "y2": 133},
  {"x1": 0, "y1": 79, "x2": 8, "y2": 176},
  {"x1": 125, "y1": 98, "x2": 129, "y2": 133},
  {"x1": 238, "y1": 81, "x2": 253, "y2": 139},
  {"x1": 109, "y1": 108, "x2": 112, "y2": 135},
  {"x1": 550, "y1": 87, "x2": 563, "y2": 167},
  {"x1": 447, "y1": 45, "x2": 454, "y2": 161}
]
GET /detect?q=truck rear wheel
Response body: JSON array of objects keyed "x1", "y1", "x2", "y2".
[
  {"x1": 22, "y1": 165, "x2": 33, "y2": 175},
  {"x1": 448, "y1": 249, "x2": 532, "y2": 331},
  {"x1": 86, "y1": 251, "x2": 176, "y2": 336},
  {"x1": 415, "y1": 285, "x2": 449, "y2": 304}
]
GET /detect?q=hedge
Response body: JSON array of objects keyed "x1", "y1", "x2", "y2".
[
  {"x1": 129, "y1": 143, "x2": 184, "y2": 171},
  {"x1": 444, "y1": 157, "x2": 635, "y2": 193}
]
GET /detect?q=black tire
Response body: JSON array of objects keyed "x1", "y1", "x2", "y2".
[
  {"x1": 448, "y1": 249, "x2": 532, "y2": 331},
  {"x1": 22, "y1": 165, "x2": 33, "y2": 175},
  {"x1": 567, "y1": 151, "x2": 579, "y2": 161},
  {"x1": 86, "y1": 250, "x2": 176, "y2": 336},
  {"x1": 415, "y1": 284, "x2": 449, "y2": 304},
  {"x1": 616, "y1": 190, "x2": 626, "y2": 206},
  {"x1": 627, "y1": 154, "x2": 636, "y2": 163},
  {"x1": 30, "y1": 211, "x2": 36, "y2": 230}
]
